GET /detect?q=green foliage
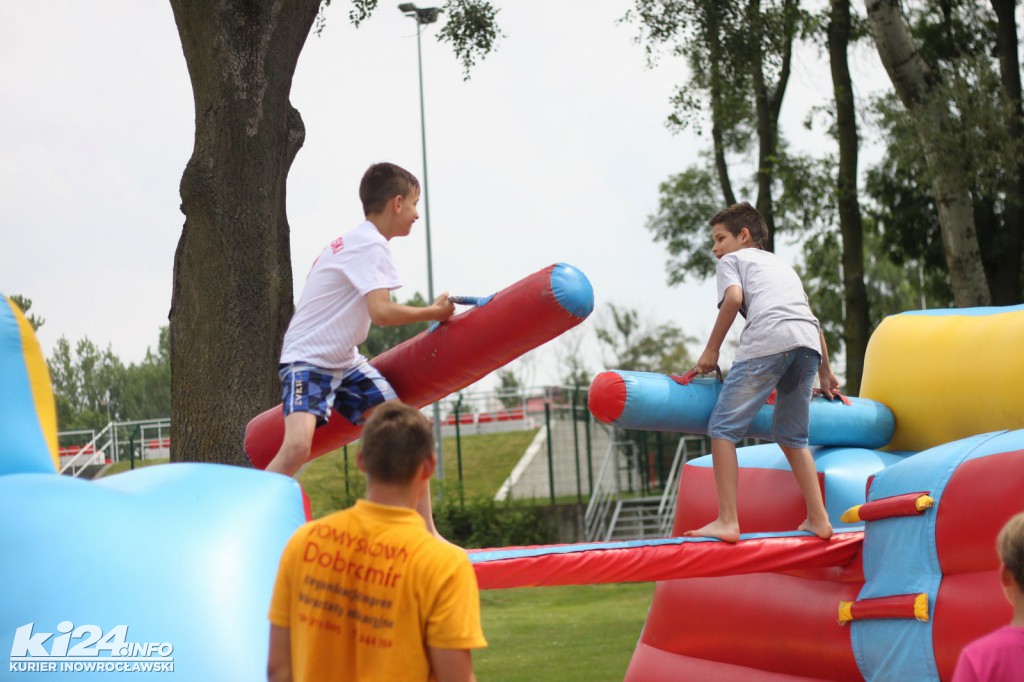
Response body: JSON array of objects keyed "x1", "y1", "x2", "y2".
[
  {"x1": 433, "y1": 483, "x2": 555, "y2": 548},
  {"x1": 645, "y1": 162, "x2": 722, "y2": 285},
  {"x1": 358, "y1": 291, "x2": 430, "y2": 359},
  {"x1": 298, "y1": 428, "x2": 552, "y2": 547},
  {"x1": 47, "y1": 328, "x2": 170, "y2": 431},
  {"x1": 299, "y1": 428, "x2": 540, "y2": 518},
  {"x1": 862, "y1": 148, "x2": 953, "y2": 308},
  {"x1": 623, "y1": 0, "x2": 753, "y2": 135},
  {"x1": 862, "y1": 0, "x2": 1024, "y2": 304},
  {"x1": 7, "y1": 294, "x2": 44, "y2": 331},
  {"x1": 436, "y1": 0, "x2": 503, "y2": 79},
  {"x1": 318, "y1": 0, "x2": 502, "y2": 79},
  {"x1": 495, "y1": 369, "x2": 521, "y2": 409},
  {"x1": 646, "y1": 148, "x2": 832, "y2": 287},
  {"x1": 476, "y1": 583, "x2": 654, "y2": 682},
  {"x1": 595, "y1": 303, "x2": 694, "y2": 374}
]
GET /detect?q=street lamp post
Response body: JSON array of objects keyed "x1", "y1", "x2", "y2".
[{"x1": 398, "y1": 3, "x2": 445, "y2": 478}]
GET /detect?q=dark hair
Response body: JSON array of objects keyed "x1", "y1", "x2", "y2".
[
  {"x1": 998, "y1": 512, "x2": 1024, "y2": 592},
  {"x1": 359, "y1": 162, "x2": 420, "y2": 217},
  {"x1": 709, "y1": 202, "x2": 769, "y2": 249},
  {"x1": 360, "y1": 401, "x2": 433, "y2": 484}
]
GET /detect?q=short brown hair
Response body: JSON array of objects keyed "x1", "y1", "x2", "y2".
[
  {"x1": 709, "y1": 202, "x2": 768, "y2": 249},
  {"x1": 359, "y1": 162, "x2": 420, "y2": 217},
  {"x1": 998, "y1": 512, "x2": 1024, "y2": 592},
  {"x1": 360, "y1": 401, "x2": 433, "y2": 484}
]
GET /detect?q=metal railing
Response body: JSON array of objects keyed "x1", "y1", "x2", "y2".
[
  {"x1": 657, "y1": 435, "x2": 708, "y2": 536},
  {"x1": 59, "y1": 423, "x2": 112, "y2": 477},
  {"x1": 583, "y1": 437, "x2": 638, "y2": 541},
  {"x1": 59, "y1": 418, "x2": 171, "y2": 477}
]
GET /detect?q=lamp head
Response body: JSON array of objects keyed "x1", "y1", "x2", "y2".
[{"x1": 398, "y1": 3, "x2": 441, "y2": 24}]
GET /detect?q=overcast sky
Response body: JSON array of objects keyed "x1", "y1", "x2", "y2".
[{"x1": 0, "y1": 1, "x2": 890, "y2": 391}]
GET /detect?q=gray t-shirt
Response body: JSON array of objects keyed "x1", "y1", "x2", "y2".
[{"x1": 716, "y1": 248, "x2": 821, "y2": 362}]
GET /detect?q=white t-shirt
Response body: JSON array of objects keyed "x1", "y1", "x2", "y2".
[
  {"x1": 280, "y1": 221, "x2": 402, "y2": 371},
  {"x1": 716, "y1": 248, "x2": 821, "y2": 362}
]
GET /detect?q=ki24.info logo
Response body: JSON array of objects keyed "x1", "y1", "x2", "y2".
[{"x1": 10, "y1": 622, "x2": 174, "y2": 674}]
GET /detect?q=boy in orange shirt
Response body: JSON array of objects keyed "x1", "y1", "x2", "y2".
[{"x1": 267, "y1": 402, "x2": 486, "y2": 681}]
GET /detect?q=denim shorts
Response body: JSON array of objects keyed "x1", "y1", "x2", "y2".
[
  {"x1": 708, "y1": 347, "x2": 821, "y2": 447},
  {"x1": 279, "y1": 361, "x2": 397, "y2": 426}
]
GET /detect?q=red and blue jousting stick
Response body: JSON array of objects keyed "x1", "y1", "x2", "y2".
[
  {"x1": 588, "y1": 369, "x2": 895, "y2": 449},
  {"x1": 244, "y1": 263, "x2": 594, "y2": 469}
]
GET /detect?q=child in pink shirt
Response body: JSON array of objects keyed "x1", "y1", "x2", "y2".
[{"x1": 952, "y1": 512, "x2": 1024, "y2": 681}]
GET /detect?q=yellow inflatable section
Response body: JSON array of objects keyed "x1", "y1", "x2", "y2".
[
  {"x1": 0, "y1": 294, "x2": 59, "y2": 474},
  {"x1": 860, "y1": 305, "x2": 1024, "y2": 452}
]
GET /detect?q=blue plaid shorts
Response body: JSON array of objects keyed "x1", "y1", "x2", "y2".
[{"x1": 279, "y1": 361, "x2": 397, "y2": 426}]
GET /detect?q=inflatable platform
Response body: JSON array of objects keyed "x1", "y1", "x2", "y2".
[
  {"x1": 2, "y1": 285, "x2": 1022, "y2": 680},
  {"x1": 473, "y1": 304, "x2": 1024, "y2": 681},
  {"x1": 0, "y1": 294, "x2": 309, "y2": 679},
  {"x1": 0, "y1": 266, "x2": 592, "y2": 678}
]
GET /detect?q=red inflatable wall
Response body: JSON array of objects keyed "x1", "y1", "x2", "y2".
[{"x1": 932, "y1": 449, "x2": 1024, "y2": 679}]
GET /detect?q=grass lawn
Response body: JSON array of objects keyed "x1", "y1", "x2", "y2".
[
  {"x1": 93, "y1": 430, "x2": 655, "y2": 678},
  {"x1": 95, "y1": 428, "x2": 538, "y2": 519},
  {"x1": 100, "y1": 458, "x2": 169, "y2": 476},
  {"x1": 446, "y1": 428, "x2": 540, "y2": 498},
  {"x1": 299, "y1": 428, "x2": 539, "y2": 518},
  {"x1": 475, "y1": 582, "x2": 653, "y2": 682}
]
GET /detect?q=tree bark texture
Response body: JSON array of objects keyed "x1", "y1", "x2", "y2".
[
  {"x1": 707, "y1": 6, "x2": 737, "y2": 207},
  {"x1": 828, "y1": 0, "x2": 870, "y2": 395},
  {"x1": 864, "y1": 0, "x2": 991, "y2": 307},
  {"x1": 747, "y1": 0, "x2": 795, "y2": 253},
  {"x1": 168, "y1": 0, "x2": 320, "y2": 464},
  {"x1": 989, "y1": 0, "x2": 1023, "y2": 304}
]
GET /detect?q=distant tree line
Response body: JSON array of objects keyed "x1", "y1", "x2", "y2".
[
  {"x1": 12, "y1": 293, "x2": 171, "y2": 433},
  {"x1": 114, "y1": 0, "x2": 1024, "y2": 464},
  {"x1": 626, "y1": 0, "x2": 1023, "y2": 394}
]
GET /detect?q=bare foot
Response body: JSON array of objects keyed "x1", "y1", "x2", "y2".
[
  {"x1": 798, "y1": 517, "x2": 834, "y2": 540},
  {"x1": 683, "y1": 519, "x2": 740, "y2": 543}
]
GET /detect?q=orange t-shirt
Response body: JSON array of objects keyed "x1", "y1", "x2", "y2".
[{"x1": 268, "y1": 500, "x2": 487, "y2": 681}]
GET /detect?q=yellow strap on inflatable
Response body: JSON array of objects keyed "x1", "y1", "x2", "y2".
[
  {"x1": 915, "y1": 495, "x2": 935, "y2": 512},
  {"x1": 837, "y1": 601, "x2": 853, "y2": 625},
  {"x1": 914, "y1": 593, "x2": 929, "y2": 622},
  {"x1": 9, "y1": 298, "x2": 59, "y2": 471},
  {"x1": 840, "y1": 505, "x2": 863, "y2": 524}
]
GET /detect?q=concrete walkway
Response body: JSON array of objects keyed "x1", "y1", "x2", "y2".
[{"x1": 494, "y1": 416, "x2": 623, "y2": 501}]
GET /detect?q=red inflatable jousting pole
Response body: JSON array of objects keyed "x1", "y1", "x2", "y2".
[{"x1": 244, "y1": 263, "x2": 594, "y2": 469}]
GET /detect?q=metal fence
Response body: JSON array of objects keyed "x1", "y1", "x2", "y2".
[
  {"x1": 438, "y1": 386, "x2": 709, "y2": 506},
  {"x1": 58, "y1": 418, "x2": 171, "y2": 476},
  {"x1": 54, "y1": 388, "x2": 713, "y2": 509}
]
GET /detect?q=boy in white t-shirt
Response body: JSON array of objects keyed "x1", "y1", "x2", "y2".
[
  {"x1": 266, "y1": 163, "x2": 454, "y2": 504},
  {"x1": 686, "y1": 202, "x2": 839, "y2": 543}
]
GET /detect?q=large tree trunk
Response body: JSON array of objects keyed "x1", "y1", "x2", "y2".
[
  {"x1": 747, "y1": 0, "x2": 795, "y2": 253},
  {"x1": 167, "y1": 0, "x2": 320, "y2": 464},
  {"x1": 707, "y1": 5, "x2": 736, "y2": 207},
  {"x1": 828, "y1": 0, "x2": 870, "y2": 395},
  {"x1": 989, "y1": 0, "x2": 1024, "y2": 304},
  {"x1": 864, "y1": 0, "x2": 991, "y2": 307}
]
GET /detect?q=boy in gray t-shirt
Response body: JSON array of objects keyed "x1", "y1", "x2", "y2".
[{"x1": 686, "y1": 202, "x2": 839, "y2": 543}]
